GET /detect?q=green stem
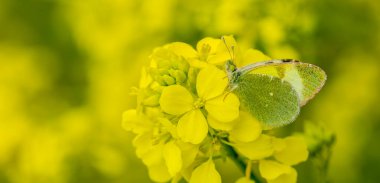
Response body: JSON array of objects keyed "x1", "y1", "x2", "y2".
[{"x1": 221, "y1": 143, "x2": 261, "y2": 183}]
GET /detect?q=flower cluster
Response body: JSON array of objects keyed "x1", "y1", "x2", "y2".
[{"x1": 123, "y1": 36, "x2": 309, "y2": 183}]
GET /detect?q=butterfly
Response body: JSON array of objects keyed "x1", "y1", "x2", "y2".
[{"x1": 223, "y1": 41, "x2": 327, "y2": 129}]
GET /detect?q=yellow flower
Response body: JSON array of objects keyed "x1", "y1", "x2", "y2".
[
  {"x1": 255, "y1": 135, "x2": 308, "y2": 183},
  {"x1": 149, "y1": 46, "x2": 190, "y2": 86},
  {"x1": 239, "y1": 49, "x2": 271, "y2": 66},
  {"x1": 123, "y1": 110, "x2": 173, "y2": 181},
  {"x1": 232, "y1": 135, "x2": 275, "y2": 160},
  {"x1": 273, "y1": 136, "x2": 309, "y2": 166},
  {"x1": 137, "y1": 142, "x2": 172, "y2": 182},
  {"x1": 132, "y1": 130, "x2": 199, "y2": 182},
  {"x1": 160, "y1": 66, "x2": 239, "y2": 144},
  {"x1": 259, "y1": 160, "x2": 297, "y2": 183},
  {"x1": 162, "y1": 36, "x2": 234, "y2": 68},
  {"x1": 123, "y1": 36, "x2": 315, "y2": 183},
  {"x1": 122, "y1": 108, "x2": 199, "y2": 181},
  {"x1": 122, "y1": 109, "x2": 154, "y2": 134},
  {"x1": 208, "y1": 110, "x2": 262, "y2": 142},
  {"x1": 189, "y1": 159, "x2": 221, "y2": 183},
  {"x1": 163, "y1": 141, "x2": 182, "y2": 176},
  {"x1": 194, "y1": 37, "x2": 231, "y2": 65},
  {"x1": 228, "y1": 111, "x2": 262, "y2": 143},
  {"x1": 132, "y1": 68, "x2": 161, "y2": 107},
  {"x1": 207, "y1": 115, "x2": 236, "y2": 131},
  {"x1": 238, "y1": 49, "x2": 279, "y2": 78}
]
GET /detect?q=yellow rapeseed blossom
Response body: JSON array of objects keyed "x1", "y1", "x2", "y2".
[
  {"x1": 259, "y1": 160, "x2": 297, "y2": 183},
  {"x1": 123, "y1": 36, "x2": 310, "y2": 183},
  {"x1": 189, "y1": 159, "x2": 221, "y2": 183},
  {"x1": 274, "y1": 136, "x2": 309, "y2": 166},
  {"x1": 162, "y1": 37, "x2": 234, "y2": 68},
  {"x1": 159, "y1": 66, "x2": 240, "y2": 144}
]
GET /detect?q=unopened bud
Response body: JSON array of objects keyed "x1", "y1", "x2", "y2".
[{"x1": 162, "y1": 75, "x2": 176, "y2": 85}]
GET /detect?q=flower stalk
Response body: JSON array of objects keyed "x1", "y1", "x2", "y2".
[{"x1": 221, "y1": 141, "x2": 261, "y2": 183}]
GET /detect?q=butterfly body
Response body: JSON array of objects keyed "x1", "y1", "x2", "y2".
[{"x1": 225, "y1": 59, "x2": 326, "y2": 128}]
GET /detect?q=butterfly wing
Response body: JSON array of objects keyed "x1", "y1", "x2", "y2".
[
  {"x1": 250, "y1": 61, "x2": 327, "y2": 106},
  {"x1": 234, "y1": 74, "x2": 300, "y2": 128},
  {"x1": 278, "y1": 63, "x2": 326, "y2": 106}
]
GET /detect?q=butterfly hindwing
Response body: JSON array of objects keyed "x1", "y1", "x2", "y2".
[{"x1": 234, "y1": 74, "x2": 300, "y2": 128}]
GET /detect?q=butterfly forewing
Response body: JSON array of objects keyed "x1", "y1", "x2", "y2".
[
  {"x1": 248, "y1": 61, "x2": 327, "y2": 106},
  {"x1": 279, "y1": 63, "x2": 326, "y2": 106},
  {"x1": 234, "y1": 74, "x2": 300, "y2": 128}
]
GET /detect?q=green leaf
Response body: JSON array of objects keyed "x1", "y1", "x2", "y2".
[{"x1": 235, "y1": 74, "x2": 300, "y2": 128}]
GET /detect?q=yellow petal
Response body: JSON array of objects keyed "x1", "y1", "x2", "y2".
[
  {"x1": 229, "y1": 111, "x2": 262, "y2": 143},
  {"x1": 219, "y1": 35, "x2": 238, "y2": 55},
  {"x1": 241, "y1": 49, "x2": 271, "y2": 66},
  {"x1": 140, "y1": 143, "x2": 165, "y2": 167},
  {"x1": 189, "y1": 159, "x2": 221, "y2": 183},
  {"x1": 267, "y1": 166, "x2": 297, "y2": 183},
  {"x1": 274, "y1": 136, "x2": 309, "y2": 166},
  {"x1": 207, "y1": 52, "x2": 231, "y2": 65},
  {"x1": 196, "y1": 37, "x2": 221, "y2": 54},
  {"x1": 122, "y1": 109, "x2": 153, "y2": 134},
  {"x1": 273, "y1": 138, "x2": 286, "y2": 152},
  {"x1": 157, "y1": 117, "x2": 177, "y2": 138},
  {"x1": 160, "y1": 85, "x2": 193, "y2": 115},
  {"x1": 233, "y1": 135, "x2": 274, "y2": 160},
  {"x1": 177, "y1": 110, "x2": 208, "y2": 144},
  {"x1": 205, "y1": 93, "x2": 240, "y2": 122},
  {"x1": 208, "y1": 35, "x2": 236, "y2": 65},
  {"x1": 236, "y1": 177, "x2": 256, "y2": 183},
  {"x1": 122, "y1": 109, "x2": 139, "y2": 132},
  {"x1": 259, "y1": 160, "x2": 291, "y2": 180},
  {"x1": 166, "y1": 42, "x2": 198, "y2": 59},
  {"x1": 163, "y1": 141, "x2": 182, "y2": 176},
  {"x1": 188, "y1": 58, "x2": 210, "y2": 68},
  {"x1": 208, "y1": 115, "x2": 237, "y2": 131},
  {"x1": 176, "y1": 141, "x2": 199, "y2": 169},
  {"x1": 241, "y1": 49, "x2": 278, "y2": 77},
  {"x1": 196, "y1": 66, "x2": 228, "y2": 100},
  {"x1": 147, "y1": 163, "x2": 172, "y2": 182},
  {"x1": 133, "y1": 133, "x2": 153, "y2": 158}
]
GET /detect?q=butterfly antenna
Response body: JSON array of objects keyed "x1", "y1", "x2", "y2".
[
  {"x1": 222, "y1": 36, "x2": 234, "y2": 61},
  {"x1": 231, "y1": 45, "x2": 235, "y2": 61}
]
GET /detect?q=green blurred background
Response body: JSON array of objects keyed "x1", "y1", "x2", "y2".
[{"x1": 0, "y1": 0, "x2": 379, "y2": 182}]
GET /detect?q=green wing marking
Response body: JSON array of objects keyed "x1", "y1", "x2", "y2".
[
  {"x1": 235, "y1": 74, "x2": 300, "y2": 128},
  {"x1": 281, "y1": 63, "x2": 326, "y2": 106}
]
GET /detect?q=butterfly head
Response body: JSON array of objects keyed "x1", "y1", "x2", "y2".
[
  {"x1": 225, "y1": 60, "x2": 236, "y2": 73},
  {"x1": 222, "y1": 36, "x2": 241, "y2": 91},
  {"x1": 225, "y1": 60, "x2": 240, "y2": 91},
  {"x1": 222, "y1": 36, "x2": 237, "y2": 73}
]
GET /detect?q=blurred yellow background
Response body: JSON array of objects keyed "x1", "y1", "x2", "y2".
[{"x1": 1, "y1": 0, "x2": 379, "y2": 182}]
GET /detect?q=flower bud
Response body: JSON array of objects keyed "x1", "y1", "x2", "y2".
[
  {"x1": 162, "y1": 75, "x2": 176, "y2": 85},
  {"x1": 150, "y1": 47, "x2": 190, "y2": 86},
  {"x1": 172, "y1": 70, "x2": 187, "y2": 84}
]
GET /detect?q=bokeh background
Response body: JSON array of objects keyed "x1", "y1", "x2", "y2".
[{"x1": 1, "y1": 0, "x2": 379, "y2": 182}]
